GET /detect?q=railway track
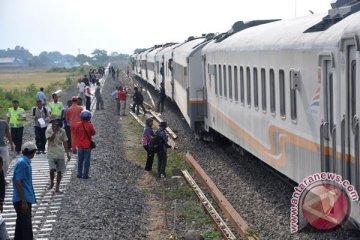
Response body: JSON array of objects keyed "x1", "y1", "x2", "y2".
[{"x1": 3, "y1": 154, "x2": 77, "y2": 239}]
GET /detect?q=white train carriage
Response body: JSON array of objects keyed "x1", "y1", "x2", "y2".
[
  {"x1": 172, "y1": 36, "x2": 214, "y2": 130},
  {"x1": 145, "y1": 45, "x2": 163, "y2": 88},
  {"x1": 136, "y1": 48, "x2": 154, "y2": 81},
  {"x1": 154, "y1": 43, "x2": 179, "y2": 97},
  {"x1": 203, "y1": 3, "x2": 360, "y2": 226}
]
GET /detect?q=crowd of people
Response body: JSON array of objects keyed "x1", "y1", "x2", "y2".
[
  {"x1": 0, "y1": 65, "x2": 172, "y2": 239},
  {"x1": 0, "y1": 84, "x2": 98, "y2": 239}
]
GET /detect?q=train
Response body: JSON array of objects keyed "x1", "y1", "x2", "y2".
[{"x1": 131, "y1": 0, "x2": 360, "y2": 229}]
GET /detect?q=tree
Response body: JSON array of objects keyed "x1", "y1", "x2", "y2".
[
  {"x1": 76, "y1": 54, "x2": 91, "y2": 65},
  {"x1": 133, "y1": 48, "x2": 146, "y2": 54},
  {"x1": 91, "y1": 49, "x2": 108, "y2": 64}
]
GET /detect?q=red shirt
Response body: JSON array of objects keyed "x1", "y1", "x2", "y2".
[
  {"x1": 65, "y1": 103, "x2": 83, "y2": 127},
  {"x1": 74, "y1": 120, "x2": 96, "y2": 148},
  {"x1": 118, "y1": 90, "x2": 127, "y2": 101}
]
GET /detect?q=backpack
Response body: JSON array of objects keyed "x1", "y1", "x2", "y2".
[
  {"x1": 148, "y1": 131, "x2": 164, "y2": 153},
  {"x1": 33, "y1": 107, "x2": 47, "y2": 116}
]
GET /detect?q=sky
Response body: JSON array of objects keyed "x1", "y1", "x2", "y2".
[{"x1": 0, "y1": 0, "x2": 333, "y2": 56}]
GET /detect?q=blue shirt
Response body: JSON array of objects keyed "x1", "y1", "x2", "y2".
[
  {"x1": 36, "y1": 91, "x2": 46, "y2": 104},
  {"x1": 12, "y1": 155, "x2": 36, "y2": 204}
]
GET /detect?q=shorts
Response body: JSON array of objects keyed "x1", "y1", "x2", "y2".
[{"x1": 48, "y1": 158, "x2": 66, "y2": 173}]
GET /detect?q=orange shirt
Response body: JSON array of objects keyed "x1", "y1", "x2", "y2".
[
  {"x1": 74, "y1": 120, "x2": 96, "y2": 148},
  {"x1": 65, "y1": 103, "x2": 83, "y2": 127}
]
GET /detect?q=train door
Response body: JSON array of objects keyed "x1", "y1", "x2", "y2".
[
  {"x1": 345, "y1": 45, "x2": 358, "y2": 191},
  {"x1": 320, "y1": 59, "x2": 335, "y2": 173},
  {"x1": 203, "y1": 55, "x2": 208, "y2": 118}
]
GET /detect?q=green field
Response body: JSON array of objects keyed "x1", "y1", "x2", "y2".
[
  {"x1": 0, "y1": 67, "x2": 82, "y2": 118},
  {"x1": 0, "y1": 68, "x2": 71, "y2": 91}
]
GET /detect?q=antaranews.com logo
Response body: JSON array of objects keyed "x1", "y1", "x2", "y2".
[{"x1": 290, "y1": 172, "x2": 359, "y2": 233}]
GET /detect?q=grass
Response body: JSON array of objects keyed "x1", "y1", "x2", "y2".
[
  {"x1": 0, "y1": 68, "x2": 70, "y2": 91},
  {"x1": 0, "y1": 67, "x2": 84, "y2": 118}
]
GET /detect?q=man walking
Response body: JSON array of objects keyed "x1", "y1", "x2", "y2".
[
  {"x1": 12, "y1": 141, "x2": 37, "y2": 240},
  {"x1": 156, "y1": 121, "x2": 168, "y2": 178},
  {"x1": 0, "y1": 116, "x2": 14, "y2": 178},
  {"x1": 36, "y1": 87, "x2": 46, "y2": 107},
  {"x1": 46, "y1": 117, "x2": 71, "y2": 193},
  {"x1": 157, "y1": 82, "x2": 166, "y2": 113},
  {"x1": 7, "y1": 100, "x2": 26, "y2": 154},
  {"x1": 95, "y1": 82, "x2": 104, "y2": 110},
  {"x1": 32, "y1": 100, "x2": 49, "y2": 154},
  {"x1": 65, "y1": 97, "x2": 83, "y2": 154},
  {"x1": 111, "y1": 87, "x2": 120, "y2": 115},
  {"x1": 75, "y1": 110, "x2": 96, "y2": 179},
  {"x1": 118, "y1": 87, "x2": 127, "y2": 116},
  {"x1": 132, "y1": 87, "x2": 145, "y2": 115},
  {"x1": 48, "y1": 93, "x2": 64, "y2": 118}
]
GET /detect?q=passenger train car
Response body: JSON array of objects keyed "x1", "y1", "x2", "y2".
[{"x1": 131, "y1": 0, "x2": 360, "y2": 228}]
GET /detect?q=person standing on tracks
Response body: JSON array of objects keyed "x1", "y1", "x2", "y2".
[
  {"x1": 46, "y1": 116, "x2": 70, "y2": 193},
  {"x1": 36, "y1": 87, "x2": 46, "y2": 107},
  {"x1": 32, "y1": 100, "x2": 49, "y2": 154},
  {"x1": 74, "y1": 110, "x2": 96, "y2": 179},
  {"x1": 12, "y1": 141, "x2": 37, "y2": 240},
  {"x1": 143, "y1": 117, "x2": 155, "y2": 171},
  {"x1": 132, "y1": 87, "x2": 144, "y2": 115},
  {"x1": 61, "y1": 100, "x2": 72, "y2": 151},
  {"x1": 118, "y1": 86, "x2": 127, "y2": 116},
  {"x1": 111, "y1": 87, "x2": 120, "y2": 115},
  {"x1": 66, "y1": 96, "x2": 83, "y2": 154},
  {"x1": 49, "y1": 93, "x2": 63, "y2": 117},
  {"x1": 156, "y1": 121, "x2": 169, "y2": 178},
  {"x1": 84, "y1": 85, "x2": 92, "y2": 111},
  {"x1": 7, "y1": 100, "x2": 26, "y2": 155},
  {"x1": 77, "y1": 78, "x2": 85, "y2": 100},
  {"x1": 0, "y1": 156, "x2": 9, "y2": 240},
  {"x1": 157, "y1": 82, "x2": 166, "y2": 113},
  {"x1": 95, "y1": 82, "x2": 104, "y2": 110},
  {"x1": 0, "y1": 116, "x2": 14, "y2": 178},
  {"x1": 116, "y1": 68, "x2": 120, "y2": 79}
]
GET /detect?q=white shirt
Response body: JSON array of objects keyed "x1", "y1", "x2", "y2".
[{"x1": 77, "y1": 82, "x2": 85, "y2": 93}]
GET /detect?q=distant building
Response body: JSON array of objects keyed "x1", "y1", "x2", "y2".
[{"x1": 0, "y1": 57, "x2": 26, "y2": 68}]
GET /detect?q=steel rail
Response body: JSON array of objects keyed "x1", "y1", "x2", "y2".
[
  {"x1": 182, "y1": 170, "x2": 237, "y2": 240},
  {"x1": 184, "y1": 152, "x2": 259, "y2": 240}
]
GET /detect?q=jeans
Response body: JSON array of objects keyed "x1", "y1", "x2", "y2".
[
  {"x1": 157, "y1": 98, "x2": 165, "y2": 113},
  {"x1": 157, "y1": 151, "x2": 167, "y2": 177},
  {"x1": 144, "y1": 146, "x2": 154, "y2": 171},
  {"x1": 64, "y1": 125, "x2": 72, "y2": 150},
  {"x1": 0, "y1": 221, "x2": 9, "y2": 240},
  {"x1": 34, "y1": 126, "x2": 47, "y2": 152},
  {"x1": 85, "y1": 96, "x2": 91, "y2": 111},
  {"x1": 96, "y1": 96, "x2": 104, "y2": 110},
  {"x1": 13, "y1": 201, "x2": 33, "y2": 240},
  {"x1": 77, "y1": 148, "x2": 92, "y2": 178},
  {"x1": 116, "y1": 99, "x2": 120, "y2": 115},
  {"x1": 11, "y1": 127, "x2": 24, "y2": 153},
  {"x1": 0, "y1": 146, "x2": 9, "y2": 177},
  {"x1": 119, "y1": 100, "x2": 126, "y2": 115}
]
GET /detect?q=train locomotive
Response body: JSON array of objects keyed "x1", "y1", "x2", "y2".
[{"x1": 132, "y1": 0, "x2": 360, "y2": 229}]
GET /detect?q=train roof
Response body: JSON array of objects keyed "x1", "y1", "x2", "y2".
[{"x1": 204, "y1": 10, "x2": 360, "y2": 53}]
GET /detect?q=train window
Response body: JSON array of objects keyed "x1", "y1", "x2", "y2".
[
  {"x1": 234, "y1": 66, "x2": 239, "y2": 102},
  {"x1": 223, "y1": 65, "x2": 227, "y2": 98},
  {"x1": 219, "y1": 64, "x2": 223, "y2": 97},
  {"x1": 290, "y1": 72, "x2": 297, "y2": 121},
  {"x1": 228, "y1": 65, "x2": 233, "y2": 100},
  {"x1": 240, "y1": 67, "x2": 244, "y2": 104},
  {"x1": 253, "y1": 68, "x2": 258, "y2": 109},
  {"x1": 246, "y1": 67, "x2": 251, "y2": 106},
  {"x1": 279, "y1": 70, "x2": 286, "y2": 118},
  {"x1": 270, "y1": 69, "x2": 275, "y2": 114},
  {"x1": 261, "y1": 68, "x2": 266, "y2": 112},
  {"x1": 215, "y1": 65, "x2": 218, "y2": 95}
]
